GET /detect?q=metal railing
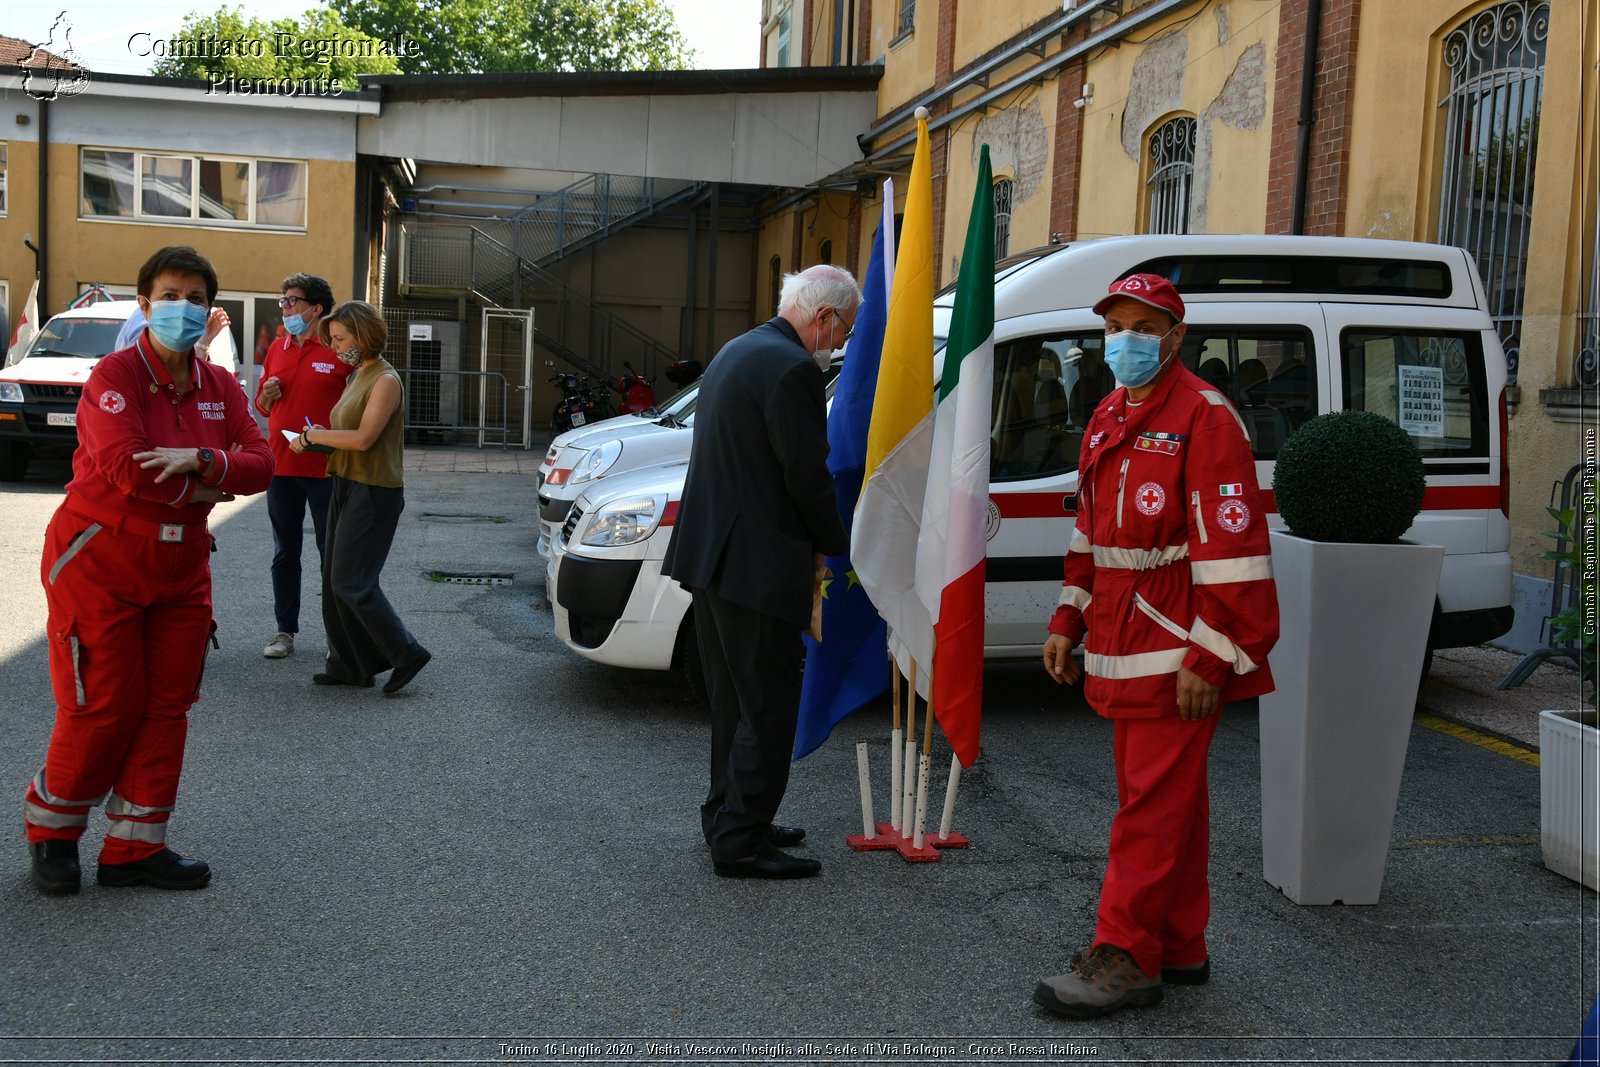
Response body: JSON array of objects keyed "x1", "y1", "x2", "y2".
[
  {"x1": 396, "y1": 367, "x2": 511, "y2": 451},
  {"x1": 477, "y1": 174, "x2": 699, "y2": 268},
  {"x1": 398, "y1": 220, "x2": 679, "y2": 387}
]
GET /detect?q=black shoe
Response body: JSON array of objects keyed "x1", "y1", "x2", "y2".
[
  {"x1": 713, "y1": 843, "x2": 821, "y2": 880},
  {"x1": 30, "y1": 840, "x2": 81, "y2": 895},
  {"x1": 97, "y1": 847, "x2": 211, "y2": 890},
  {"x1": 313, "y1": 672, "x2": 373, "y2": 688},
  {"x1": 767, "y1": 824, "x2": 806, "y2": 847},
  {"x1": 383, "y1": 649, "x2": 432, "y2": 695}
]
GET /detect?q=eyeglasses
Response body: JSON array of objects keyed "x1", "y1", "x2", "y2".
[
  {"x1": 278, "y1": 296, "x2": 307, "y2": 309},
  {"x1": 833, "y1": 311, "x2": 855, "y2": 344}
]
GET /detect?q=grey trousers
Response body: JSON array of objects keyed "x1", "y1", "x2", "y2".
[{"x1": 321, "y1": 475, "x2": 424, "y2": 683}]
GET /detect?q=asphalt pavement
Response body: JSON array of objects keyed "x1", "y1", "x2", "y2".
[{"x1": 0, "y1": 452, "x2": 1594, "y2": 1066}]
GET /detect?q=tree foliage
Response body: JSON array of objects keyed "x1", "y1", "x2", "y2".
[
  {"x1": 329, "y1": 0, "x2": 695, "y2": 75},
  {"x1": 150, "y1": 7, "x2": 401, "y2": 87}
]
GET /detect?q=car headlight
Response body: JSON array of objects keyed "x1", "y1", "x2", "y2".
[
  {"x1": 570, "y1": 440, "x2": 622, "y2": 485},
  {"x1": 580, "y1": 494, "x2": 664, "y2": 547},
  {"x1": 0, "y1": 382, "x2": 22, "y2": 403}
]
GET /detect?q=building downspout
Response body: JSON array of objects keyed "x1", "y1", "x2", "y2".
[
  {"x1": 37, "y1": 97, "x2": 49, "y2": 314},
  {"x1": 1290, "y1": 0, "x2": 1324, "y2": 235}
]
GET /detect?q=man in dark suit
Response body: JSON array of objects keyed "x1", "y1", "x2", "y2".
[{"x1": 662, "y1": 264, "x2": 858, "y2": 879}]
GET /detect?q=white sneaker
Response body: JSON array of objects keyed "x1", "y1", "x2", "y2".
[{"x1": 263, "y1": 632, "x2": 294, "y2": 659}]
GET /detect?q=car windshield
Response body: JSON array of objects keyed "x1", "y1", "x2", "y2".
[{"x1": 26, "y1": 317, "x2": 125, "y2": 359}]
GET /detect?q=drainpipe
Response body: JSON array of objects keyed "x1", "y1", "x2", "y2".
[
  {"x1": 683, "y1": 200, "x2": 698, "y2": 357},
  {"x1": 705, "y1": 182, "x2": 720, "y2": 359},
  {"x1": 1290, "y1": 0, "x2": 1324, "y2": 235},
  {"x1": 37, "y1": 98, "x2": 49, "y2": 314}
]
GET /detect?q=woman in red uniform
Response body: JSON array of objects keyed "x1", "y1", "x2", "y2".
[{"x1": 23, "y1": 246, "x2": 274, "y2": 896}]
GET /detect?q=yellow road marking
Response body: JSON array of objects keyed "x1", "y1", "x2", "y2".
[{"x1": 1416, "y1": 713, "x2": 1540, "y2": 767}]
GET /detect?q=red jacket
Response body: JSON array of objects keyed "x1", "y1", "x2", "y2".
[
  {"x1": 65, "y1": 336, "x2": 273, "y2": 524},
  {"x1": 253, "y1": 334, "x2": 352, "y2": 478},
  {"x1": 1049, "y1": 364, "x2": 1278, "y2": 718}
]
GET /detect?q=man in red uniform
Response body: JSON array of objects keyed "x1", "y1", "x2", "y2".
[
  {"x1": 253, "y1": 274, "x2": 352, "y2": 660},
  {"x1": 24, "y1": 246, "x2": 274, "y2": 895},
  {"x1": 1036, "y1": 274, "x2": 1279, "y2": 1017}
]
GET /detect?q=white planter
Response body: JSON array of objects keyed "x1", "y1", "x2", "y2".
[
  {"x1": 1259, "y1": 531, "x2": 1444, "y2": 905},
  {"x1": 1540, "y1": 708, "x2": 1600, "y2": 891}
]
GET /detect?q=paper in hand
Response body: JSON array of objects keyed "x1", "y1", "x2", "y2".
[{"x1": 282, "y1": 427, "x2": 334, "y2": 454}]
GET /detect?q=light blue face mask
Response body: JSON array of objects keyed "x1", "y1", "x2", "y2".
[
  {"x1": 282, "y1": 313, "x2": 309, "y2": 337},
  {"x1": 147, "y1": 300, "x2": 209, "y2": 352},
  {"x1": 1105, "y1": 324, "x2": 1177, "y2": 388}
]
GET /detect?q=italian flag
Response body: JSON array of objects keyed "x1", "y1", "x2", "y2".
[{"x1": 914, "y1": 145, "x2": 994, "y2": 769}]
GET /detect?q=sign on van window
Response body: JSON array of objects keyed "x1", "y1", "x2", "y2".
[{"x1": 1397, "y1": 364, "x2": 1446, "y2": 438}]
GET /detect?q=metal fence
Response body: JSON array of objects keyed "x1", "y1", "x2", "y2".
[{"x1": 396, "y1": 367, "x2": 512, "y2": 450}]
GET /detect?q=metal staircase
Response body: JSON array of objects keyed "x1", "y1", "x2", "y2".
[{"x1": 477, "y1": 174, "x2": 701, "y2": 269}]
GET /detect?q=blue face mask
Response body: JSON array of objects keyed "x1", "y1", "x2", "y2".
[
  {"x1": 146, "y1": 300, "x2": 209, "y2": 352},
  {"x1": 282, "y1": 313, "x2": 308, "y2": 337},
  {"x1": 1104, "y1": 325, "x2": 1176, "y2": 388}
]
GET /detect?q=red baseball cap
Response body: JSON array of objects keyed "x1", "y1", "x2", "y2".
[{"x1": 1092, "y1": 273, "x2": 1186, "y2": 321}]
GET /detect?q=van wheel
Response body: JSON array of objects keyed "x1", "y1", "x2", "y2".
[
  {"x1": 0, "y1": 443, "x2": 28, "y2": 482},
  {"x1": 675, "y1": 614, "x2": 708, "y2": 706}
]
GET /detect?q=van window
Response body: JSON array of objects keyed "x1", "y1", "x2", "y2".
[
  {"x1": 991, "y1": 332, "x2": 1112, "y2": 480},
  {"x1": 24, "y1": 316, "x2": 126, "y2": 360},
  {"x1": 1179, "y1": 325, "x2": 1316, "y2": 459},
  {"x1": 1340, "y1": 328, "x2": 1488, "y2": 457},
  {"x1": 1131, "y1": 256, "x2": 1452, "y2": 299}
]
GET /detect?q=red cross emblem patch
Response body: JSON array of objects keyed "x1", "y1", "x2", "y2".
[
  {"x1": 98, "y1": 390, "x2": 126, "y2": 414},
  {"x1": 1135, "y1": 482, "x2": 1166, "y2": 516},
  {"x1": 1217, "y1": 498, "x2": 1251, "y2": 533}
]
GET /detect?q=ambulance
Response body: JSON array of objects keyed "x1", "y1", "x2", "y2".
[
  {"x1": 0, "y1": 300, "x2": 240, "y2": 481},
  {"x1": 548, "y1": 234, "x2": 1514, "y2": 696}
]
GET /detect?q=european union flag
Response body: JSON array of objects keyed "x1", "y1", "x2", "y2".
[{"x1": 795, "y1": 220, "x2": 891, "y2": 759}]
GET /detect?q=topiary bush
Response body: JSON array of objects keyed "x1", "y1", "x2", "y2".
[{"x1": 1272, "y1": 410, "x2": 1425, "y2": 544}]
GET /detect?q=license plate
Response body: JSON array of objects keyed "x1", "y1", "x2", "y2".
[
  {"x1": 47, "y1": 412, "x2": 76, "y2": 427},
  {"x1": 571, "y1": 412, "x2": 586, "y2": 427}
]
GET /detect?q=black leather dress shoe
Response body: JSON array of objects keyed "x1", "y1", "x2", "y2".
[
  {"x1": 383, "y1": 648, "x2": 432, "y2": 694},
  {"x1": 767, "y1": 824, "x2": 806, "y2": 847},
  {"x1": 313, "y1": 672, "x2": 373, "y2": 688},
  {"x1": 713, "y1": 843, "x2": 821, "y2": 880},
  {"x1": 97, "y1": 847, "x2": 211, "y2": 890},
  {"x1": 30, "y1": 840, "x2": 81, "y2": 895}
]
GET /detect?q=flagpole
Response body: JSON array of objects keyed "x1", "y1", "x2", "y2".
[
  {"x1": 911, "y1": 681, "x2": 936, "y2": 851},
  {"x1": 855, "y1": 740, "x2": 876, "y2": 839},
  {"x1": 938, "y1": 754, "x2": 962, "y2": 840},
  {"x1": 889, "y1": 661, "x2": 903, "y2": 833},
  {"x1": 901, "y1": 656, "x2": 918, "y2": 836}
]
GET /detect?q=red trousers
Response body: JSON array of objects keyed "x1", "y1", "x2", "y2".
[
  {"x1": 1093, "y1": 712, "x2": 1221, "y2": 979},
  {"x1": 23, "y1": 505, "x2": 214, "y2": 864}
]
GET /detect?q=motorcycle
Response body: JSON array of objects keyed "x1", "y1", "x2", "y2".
[
  {"x1": 550, "y1": 371, "x2": 606, "y2": 433},
  {"x1": 614, "y1": 361, "x2": 655, "y2": 416}
]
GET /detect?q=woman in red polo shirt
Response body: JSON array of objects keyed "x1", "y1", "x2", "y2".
[{"x1": 22, "y1": 246, "x2": 273, "y2": 897}]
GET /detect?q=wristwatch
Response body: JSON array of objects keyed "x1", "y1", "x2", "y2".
[{"x1": 198, "y1": 447, "x2": 215, "y2": 468}]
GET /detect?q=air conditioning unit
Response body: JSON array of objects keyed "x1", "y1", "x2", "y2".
[{"x1": 405, "y1": 320, "x2": 462, "y2": 441}]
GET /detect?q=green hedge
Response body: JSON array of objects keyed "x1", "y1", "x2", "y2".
[{"x1": 1272, "y1": 410, "x2": 1425, "y2": 544}]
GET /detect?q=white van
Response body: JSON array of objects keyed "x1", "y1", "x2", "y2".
[
  {"x1": 0, "y1": 300, "x2": 240, "y2": 481},
  {"x1": 549, "y1": 234, "x2": 1513, "y2": 693}
]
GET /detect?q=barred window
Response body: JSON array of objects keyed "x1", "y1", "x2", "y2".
[
  {"x1": 1145, "y1": 117, "x2": 1196, "y2": 235},
  {"x1": 897, "y1": 0, "x2": 916, "y2": 38},
  {"x1": 993, "y1": 178, "x2": 1014, "y2": 260},
  {"x1": 1437, "y1": 0, "x2": 1548, "y2": 385}
]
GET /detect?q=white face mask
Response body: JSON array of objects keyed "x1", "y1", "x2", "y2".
[{"x1": 812, "y1": 348, "x2": 838, "y2": 372}]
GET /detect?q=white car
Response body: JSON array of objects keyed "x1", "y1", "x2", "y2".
[
  {"x1": 534, "y1": 382, "x2": 700, "y2": 557},
  {"x1": 548, "y1": 460, "x2": 702, "y2": 694},
  {"x1": 549, "y1": 234, "x2": 1515, "y2": 696},
  {"x1": 0, "y1": 300, "x2": 238, "y2": 481}
]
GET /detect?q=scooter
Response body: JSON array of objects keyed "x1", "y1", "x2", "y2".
[{"x1": 615, "y1": 361, "x2": 655, "y2": 416}]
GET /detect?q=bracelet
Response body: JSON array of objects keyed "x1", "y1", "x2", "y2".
[{"x1": 299, "y1": 431, "x2": 309, "y2": 448}]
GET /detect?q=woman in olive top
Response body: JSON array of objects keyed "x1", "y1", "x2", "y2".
[{"x1": 289, "y1": 300, "x2": 431, "y2": 695}]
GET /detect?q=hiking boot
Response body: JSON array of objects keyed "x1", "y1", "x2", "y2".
[
  {"x1": 1035, "y1": 944, "x2": 1163, "y2": 1018},
  {"x1": 263, "y1": 632, "x2": 294, "y2": 659},
  {"x1": 1070, "y1": 945, "x2": 1209, "y2": 985}
]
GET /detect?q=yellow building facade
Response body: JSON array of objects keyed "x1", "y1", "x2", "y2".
[{"x1": 765, "y1": 0, "x2": 1598, "y2": 651}]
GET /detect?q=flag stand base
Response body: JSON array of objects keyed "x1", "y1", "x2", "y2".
[{"x1": 845, "y1": 823, "x2": 969, "y2": 862}]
